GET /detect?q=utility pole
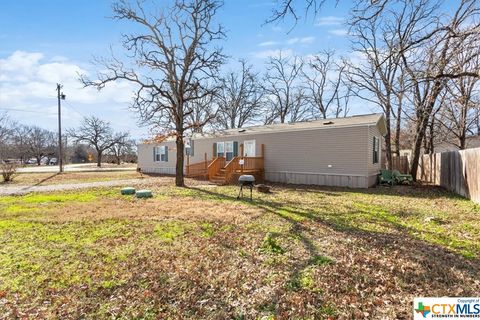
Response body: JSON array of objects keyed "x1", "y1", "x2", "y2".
[{"x1": 57, "y1": 84, "x2": 66, "y2": 173}]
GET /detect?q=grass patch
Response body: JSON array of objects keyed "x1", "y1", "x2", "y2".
[
  {"x1": 154, "y1": 221, "x2": 190, "y2": 242},
  {"x1": 260, "y1": 232, "x2": 285, "y2": 255},
  {"x1": 286, "y1": 267, "x2": 317, "y2": 291},
  {"x1": 0, "y1": 182, "x2": 478, "y2": 318},
  {"x1": 310, "y1": 254, "x2": 334, "y2": 266},
  {"x1": 200, "y1": 222, "x2": 215, "y2": 237}
]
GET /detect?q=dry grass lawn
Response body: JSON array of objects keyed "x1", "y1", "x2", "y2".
[
  {"x1": 0, "y1": 179, "x2": 479, "y2": 319},
  {"x1": 4, "y1": 171, "x2": 142, "y2": 186}
]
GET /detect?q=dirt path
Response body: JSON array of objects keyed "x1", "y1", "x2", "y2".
[{"x1": 0, "y1": 178, "x2": 161, "y2": 196}]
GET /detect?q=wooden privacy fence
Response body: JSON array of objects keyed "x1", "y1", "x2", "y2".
[
  {"x1": 382, "y1": 155, "x2": 410, "y2": 174},
  {"x1": 417, "y1": 148, "x2": 480, "y2": 204}
]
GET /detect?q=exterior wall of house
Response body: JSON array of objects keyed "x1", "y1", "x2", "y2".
[
  {"x1": 367, "y1": 124, "x2": 383, "y2": 187},
  {"x1": 137, "y1": 140, "x2": 177, "y2": 175},
  {"x1": 138, "y1": 123, "x2": 380, "y2": 188}
]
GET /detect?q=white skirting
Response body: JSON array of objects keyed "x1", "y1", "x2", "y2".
[
  {"x1": 139, "y1": 167, "x2": 176, "y2": 175},
  {"x1": 265, "y1": 171, "x2": 373, "y2": 188}
]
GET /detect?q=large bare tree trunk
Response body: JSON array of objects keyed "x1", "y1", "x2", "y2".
[
  {"x1": 97, "y1": 151, "x2": 102, "y2": 168},
  {"x1": 384, "y1": 114, "x2": 393, "y2": 170},
  {"x1": 175, "y1": 135, "x2": 184, "y2": 187},
  {"x1": 394, "y1": 116, "x2": 401, "y2": 157},
  {"x1": 409, "y1": 120, "x2": 426, "y2": 180}
]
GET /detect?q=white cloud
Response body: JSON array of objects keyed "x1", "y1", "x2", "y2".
[
  {"x1": 328, "y1": 29, "x2": 348, "y2": 36},
  {"x1": 259, "y1": 37, "x2": 315, "y2": 47},
  {"x1": 251, "y1": 49, "x2": 294, "y2": 59},
  {"x1": 0, "y1": 51, "x2": 142, "y2": 137},
  {"x1": 0, "y1": 51, "x2": 44, "y2": 82},
  {"x1": 315, "y1": 16, "x2": 344, "y2": 26},
  {"x1": 286, "y1": 38, "x2": 300, "y2": 45},
  {"x1": 298, "y1": 36, "x2": 315, "y2": 44},
  {"x1": 259, "y1": 41, "x2": 279, "y2": 47}
]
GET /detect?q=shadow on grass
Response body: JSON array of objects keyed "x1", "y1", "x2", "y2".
[
  {"x1": 186, "y1": 185, "x2": 480, "y2": 298},
  {"x1": 264, "y1": 182, "x2": 467, "y2": 202},
  {"x1": 15, "y1": 173, "x2": 61, "y2": 192}
]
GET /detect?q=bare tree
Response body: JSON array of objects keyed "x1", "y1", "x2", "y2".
[
  {"x1": 334, "y1": 76, "x2": 352, "y2": 118},
  {"x1": 68, "y1": 116, "x2": 129, "y2": 167},
  {"x1": 0, "y1": 113, "x2": 15, "y2": 160},
  {"x1": 185, "y1": 91, "x2": 217, "y2": 134},
  {"x1": 108, "y1": 136, "x2": 136, "y2": 165},
  {"x1": 267, "y1": 0, "x2": 390, "y2": 26},
  {"x1": 23, "y1": 126, "x2": 57, "y2": 165},
  {"x1": 302, "y1": 50, "x2": 348, "y2": 119},
  {"x1": 401, "y1": 0, "x2": 480, "y2": 177},
  {"x1": 347, "y1": 0, "x2": 438, "y2": 169},
  {"x1": 10, "y1": 125, "x2": 31, "y2": 163},
  {"x1": 436, "y1": 46, "x2": 480, "y2": 149},
  {"x1": 476, "y1": 107, "x2": 480, "y2": 135},
  {"x1": 263, "y1": 53, "x2": 306, "y2": 124},
  {"x1": 0, "y1": 112, "x2": 12, "y2": 145},
  {"x1": 216, "y1": 60, "x2": 264, "y2": 129},
  {"x1": 81, "y1": 0, "x2": 225, "y2": 186}
]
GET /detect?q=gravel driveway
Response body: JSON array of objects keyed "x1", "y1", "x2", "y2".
[{"x1": 0, "y1": 178, "x2": 159, "y2": 196}]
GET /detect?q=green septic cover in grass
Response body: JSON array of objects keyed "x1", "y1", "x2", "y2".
[
  {"x1": 121, "y1": 187, "x2": 136, "y2": 195},
  {"x1": 136, "y1": 189, "x2": 153, "y2": 198}
]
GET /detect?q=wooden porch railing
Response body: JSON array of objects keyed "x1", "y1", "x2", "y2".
[
  {"x1": 186, "y1": 153, "x2": 210, "y2": 178},
  {"x1": 186, "y1": 160, "x2": 211, "y2": 177},
  {"x1": 186, "y1": 144, "x2": 266, "y2": 184},
  {"x1": 224, "y1": 156, "x2": 265, "y2": 184},
  {"x1": 239, "y1": 156, "x2": 264, "y2": 172},
  {"x1": 207, "y1": 157, "x2": 225, "y2": 179},
  {"x1": 224, "y1": 157, "x2": 240, "y2": 184}
]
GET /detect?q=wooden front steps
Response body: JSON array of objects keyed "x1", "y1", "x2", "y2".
[
  {"x1": 209, "y1": 168, "x2": 228, "y2": 185},
  {"x1": 185, "y1": 144, "x2": 265, "y2": 185}
]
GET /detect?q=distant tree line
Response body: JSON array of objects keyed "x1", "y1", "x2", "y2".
[{"x1": 0, "y1": 112, "x2": 136, "y2": 168}]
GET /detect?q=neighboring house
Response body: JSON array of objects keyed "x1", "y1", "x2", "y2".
[
  {"x1": 399, "y1": 135, "x2": 480, "y2": 156},
  {"x1": 137, "y1": 113, "x2": 387, "y2": 188},
  {"x1": 433, "y1": 135, "x2": 480, "y2": 153}
]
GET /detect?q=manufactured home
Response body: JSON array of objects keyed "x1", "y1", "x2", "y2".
[{"x1": 137, "y1": 113, "x2": 387, "y2": 188}]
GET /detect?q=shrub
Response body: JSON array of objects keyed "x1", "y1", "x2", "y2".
[{"x1": 1, "y1": 162, "x2": 17, "y2": 182}]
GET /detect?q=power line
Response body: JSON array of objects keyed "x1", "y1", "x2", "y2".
[
  {"x1": 64, "y1": 101, "x2": 87, "y2": 118},
  {"x1": 0, "y1": 107, "x2": 57, "y2": 115},
  {"x1": 64, "y1": 100, "x2": 138, "y2": 131}
]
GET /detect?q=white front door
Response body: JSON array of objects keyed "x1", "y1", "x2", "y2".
[{"x1": 244, "y1": 140, "x2": 256, "y2": 157}]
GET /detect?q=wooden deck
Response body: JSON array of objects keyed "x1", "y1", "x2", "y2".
[{"x1": 186, "y1": 144, "x2": 265, "y2": 185}]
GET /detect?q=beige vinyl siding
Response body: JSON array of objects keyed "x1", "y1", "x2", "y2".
[
  {"x1": 180, "y1": 125, "x2": 370, "y2": 187},
  {"x1": 137, "y1": 141, "x2": 176, "y2": 174},
  {"x1": 188, "y1": 126, "x2": 367, "y2": 174},
  {"x1": 137, "y1": 114, "x2": 386, "y2": 187},
  {"x1": 367, "y1": 124, "x2": 383, "y2": 186}
]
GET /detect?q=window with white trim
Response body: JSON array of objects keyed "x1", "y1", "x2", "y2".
[
  {"x1": 154, "y1": 146, "x2": 161, "y2": 162},
  {"x1": 154, "y1": 146, "x2": 168, "y2": 162},
  {"x1": 373, "y1": 137, "x2": 380, "y2": 164},
  {"x1": 217, "y1": 141, "x2": 225, "y2": 157},
  {"x1": 225, "y1": 141, "x2": 233, "y2": 153},
  {"x1": 160, "y1": 146, "x2": 167, "y2": 162}
]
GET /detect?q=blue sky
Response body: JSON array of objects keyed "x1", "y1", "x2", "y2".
[{"x1": 0, "y1": 0, "x2": 356, "y2": 140}]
